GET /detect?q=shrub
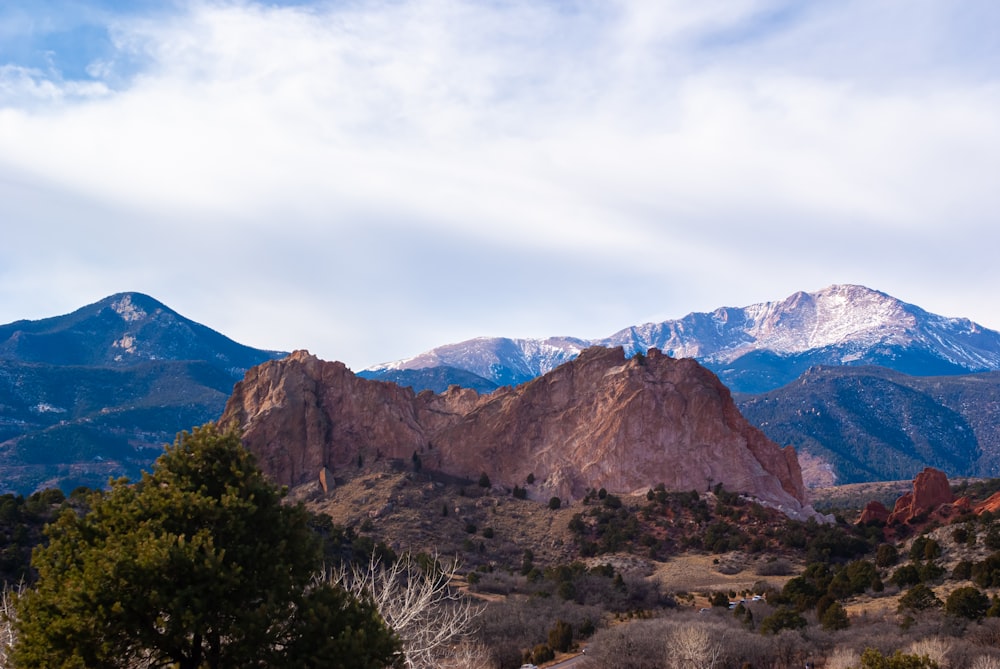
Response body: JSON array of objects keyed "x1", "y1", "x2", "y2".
[
  {"x1": 531, "y1": 643, "x2": 555, "y2": 664},
  {"x1": 973, "y1": 552, "x2": 1000, "y2": 588},
  {"x1": 876, "y1": 543, "x2": 900, "y2": 568},
  {"x1": 759, "y1": 607, "x2": 807, "y2": 635},
  {"x1": 709, "y1": 591, "x2": 729, "y2": 608},
  {"x1": 547, "y1": 619, "x2": 573, "y2": 653},
  {"x1": 891, "y1": 564, "x2": 922, "y2": 588},
  {"x1": 986, "y1": 525, "x2": 1000, "y2": 550},
  {"x1": 548, "y1": 497, "x2": 562, "y2": 510},
  {"x1": 859, "y1": 648, "x2": 939, "y2": 669},
  {"x1": 946, "y1": 586, "x2": 990, "y2": 621},
  {"x1": 820, "y1": 601, "x2": 850, "y2": 631},
  {"x1": 756, "y1": 558, "x2": 793, "y2": 576},
  {"x1": 898, "y1": 584, "x2": 942, "y2": 613},
  {"x1": 478, "y1": 472, "x2": 491, "y2": 488}
]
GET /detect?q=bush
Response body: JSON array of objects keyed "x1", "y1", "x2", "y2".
[
  {"x1": 756, "y1": 558, "x2": 794, "y2": 576},
  {"x1": 709, "y1": 591, "x2": 729, "y2": 608},
  {"x1": 946, "y1": 586, "x2": 990, "y2": 621},
  {"x1": 898, "y1": 584, "x2": 942, "y2": 613},
  {"x1": 859, "y1": 648, "x2": 939, "y2": 669},
  {"x1": 876, "y1": 543, "x2": 900, "y2": 568},
  {"x1": 986, "y1": 525, "x2": 1000, "y2": 550},
  {"x1": 953, "y1": 560, "x2": 974, "y2": 581},
  {"x1": 892, "y1": 564, "x2": 922, "y2": 588},
  {"x1": 759, "y1": 607, "x2": 807, "y2": 635},
  {"x1": 478, "y1": 472, "x2": 491, "y2": 488},
  {"x1": 531, "y1": 643, "x2": 555, "y2": 664},
  {"x1": 547, "y1": 619, "x2": 573, "y2": 653},
  {"x1": 548, "y1": 497, "x2": 562, "y2": 510},
  {"x1": 821, "y1": 601, "x2": 850, "y2": 631}
]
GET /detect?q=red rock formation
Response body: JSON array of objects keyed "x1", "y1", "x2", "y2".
[
  {"x1": 975, "y1": 492, "x2": 1000, "y2": 515},
  {"x1": 220, "y1": 347, "x2": 821, "y2": 520},
  {"x1": 859, "y1": 500, "x2": 890, "y2": 524},
  {"x1": 886, "y1": 467, "x2": 955, "y2": 525}
]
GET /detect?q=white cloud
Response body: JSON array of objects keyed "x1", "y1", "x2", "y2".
[{"x1": 1, "y1": 0, "x2": 999, "y2": 365}]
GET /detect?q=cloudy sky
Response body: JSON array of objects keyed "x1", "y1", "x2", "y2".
[{"x1": 2, "y1": 0, "x2": 998, "y2": 369}]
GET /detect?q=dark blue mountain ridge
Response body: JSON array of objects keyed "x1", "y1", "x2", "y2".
[
  {"x1": 0, "y1": 292, "x2": 283, "y2": 372},
  {"x1": 0, "y1": 293, "x2": 286, "y2": 495}
]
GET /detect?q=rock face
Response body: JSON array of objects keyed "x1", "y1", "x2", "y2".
[
  {"x1": 859, "y1": 501, "x2": 891, "y2": 525},
  {"x1": 221, "y1": 347, "x2": 819, "y2": 519},
  {"x1": 887, "y1": 467, "x2": 955, "y2": 525}
]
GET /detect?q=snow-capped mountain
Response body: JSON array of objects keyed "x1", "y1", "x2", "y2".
[
  {"x1": 363, "y1": 285, "x2": 1000, "y2": 394},
  {"x1": 362, "y1": 336, "x2": 590, "y2": 389}
]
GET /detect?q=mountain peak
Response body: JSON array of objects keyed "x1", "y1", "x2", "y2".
[
  {"x1": 0, "y1": 292, "x2": 284, "y2": 370},
  {"x1": 364, "y1": 285, "x2": 1000, "y2": 394},
  {"x1": 103, "y1": 292, "x2": 169, "y2": 323}
]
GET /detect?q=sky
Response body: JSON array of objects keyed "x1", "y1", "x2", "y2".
[{"x1": 2, "y1": 0, "x2": 999, "y2": 370}]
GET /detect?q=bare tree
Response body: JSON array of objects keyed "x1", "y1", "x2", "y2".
[
  {"x1": 908, "y1": 637, "x2": 952, "y2": 668},
  {"x1": 330, "y1": 552, "x2": 483, "y2": 669},
  {"x1": 667, "y1": 624, "x2": 724, "y2": 669},
  {"x1": 0, "y1": 582, "x2": 19, "y2": 669},
  {"x1": 971, "y1": 656, "x2": 1000, "y2": 669},
  {"x1": 825, "y1": 647, "x2": 860, "y2": 669},
  {"x1": 435, "y1": 640, "x2": 498, "y2": 669}
]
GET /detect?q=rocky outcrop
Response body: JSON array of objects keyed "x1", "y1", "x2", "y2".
[
  {"x1": 887, "y1": 468, "x2": 955, "y2": 525},
  {"x1": 221, "y1": 347, "x2": 821, "y2": 520},
  {"x1": 975, "y1": 492, "x2": 1000, "y2": 515},
  {"x1": 859, "y1": 500, "x2": 890, "y2": 525}
]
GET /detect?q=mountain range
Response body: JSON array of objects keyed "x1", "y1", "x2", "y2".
[
  {"x1": 0, "y1": 293, "x2": 284, "y2": 494},
  {"x1": 2, "y1": 284, "x2": 998, "y2": 495},
  {"x1": 361, "y1": 284, "x2": 1000, "y2": 394},
  {"x1": 360, "y1": 284, "x2": 1000, "y2": 485}
]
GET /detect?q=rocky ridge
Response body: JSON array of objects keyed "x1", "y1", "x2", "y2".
[{"x1": 221, "y1": 347, "x2": 822, "y2": 520}]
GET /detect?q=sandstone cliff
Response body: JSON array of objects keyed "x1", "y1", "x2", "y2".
[{"x1": 220, "y1": 347, "x2": 819, "y2": 519}]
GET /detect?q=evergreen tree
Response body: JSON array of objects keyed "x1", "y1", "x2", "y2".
[
  {"x1": 12, "y1": 424, "x2": 401, "y2": 669},
  {"x1": 820, "y1": 601, "x2": 850, "y2": 631},
  {"x1": 945, "y1": 586, "x2": 990, "y2": 621}
]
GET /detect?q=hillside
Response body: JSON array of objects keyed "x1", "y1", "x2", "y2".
[
  {"x1": 738, "y1": 367, "x2": 1000, "y2": 484},
  {"x1": 0, "y1": 293, "x2": 285, "y2": 494}
]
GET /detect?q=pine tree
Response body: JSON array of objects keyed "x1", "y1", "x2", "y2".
[{"x1": 12, "y1": 424, "x2": 401, "y2": 669}]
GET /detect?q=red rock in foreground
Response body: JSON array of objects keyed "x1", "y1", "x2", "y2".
[{"x1": 220, "y1": 347, "x2": 822, "y2": 520}]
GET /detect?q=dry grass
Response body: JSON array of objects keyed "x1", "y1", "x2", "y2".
[{"x1": 650, "y1": 552, "x2": 798, "y2": 605}]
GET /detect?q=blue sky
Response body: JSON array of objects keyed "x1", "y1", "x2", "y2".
[{"x1": 2, "y1": 0, "x2": 999, "y2": 368}]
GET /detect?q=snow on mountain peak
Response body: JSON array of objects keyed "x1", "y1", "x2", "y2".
[{"x1": 364, "y1": 284, "x2": 1000, "y2": 388}]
